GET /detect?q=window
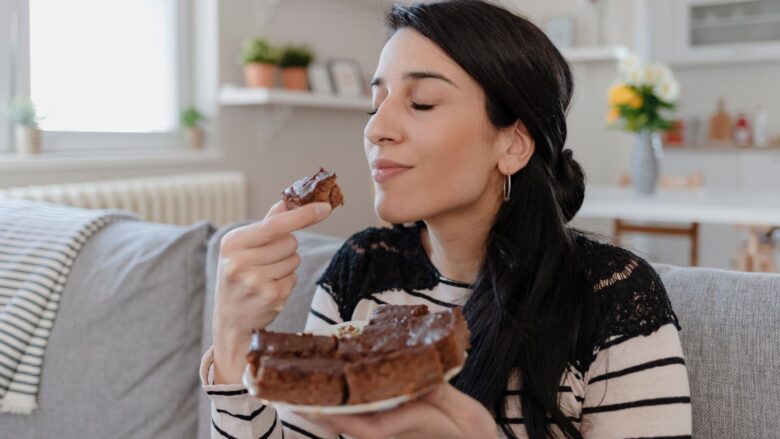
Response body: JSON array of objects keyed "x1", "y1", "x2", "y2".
[
  {"x1": 0, "y1": 1, "x2": 17, "y2": 152},
  {"x1": 1, "y1": 0, "x2": 191, "y2": 153}
]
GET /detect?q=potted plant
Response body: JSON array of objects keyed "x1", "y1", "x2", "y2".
[
  {"x1": 181, "y1": 106, "x2": 206, "y2": 149},
  {"x1": 8, "y1": 99, "x2": 42, "y2": 155},
  {"x1": 278, "y1": 45, "x2": 314, "y2": 91},
  {"x1": 607, "y1": 49, "x2": 679, "y2": 195},
  {"x1": 242, "y1": 38, "x2": 279, "y2": 88}
]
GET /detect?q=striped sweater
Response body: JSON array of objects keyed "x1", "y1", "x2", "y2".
[{"x1": 201, "y1": 222, "x2": 692, "y2": 438}]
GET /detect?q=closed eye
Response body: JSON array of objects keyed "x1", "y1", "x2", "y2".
[
  {"x1": 411, "y1": 102, "x2": 434, "y2": 111},
  {"x1": 367, "y1": 102, "x2": 435, "y2": 116}
]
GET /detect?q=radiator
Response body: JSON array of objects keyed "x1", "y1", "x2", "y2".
[{"x1": 0, "y1": 171, "x2": 248, "y2": 226}]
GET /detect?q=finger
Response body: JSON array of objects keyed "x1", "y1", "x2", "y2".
[
  {"x1": 421, "y1": 383, "x2": 492, "y2": 433},
  {"x1": 308, "y1": 413, "x2": 381, "y2": 439},
  {"x1": 253, "y1": 253, "x2": 301, "y2": 282},
  {"x1": 233, "y1": 235, "x2": 298, "y2": 266},
  {"x1": 322, "y1": 402, "x2": 450, "y2": 439},
  {"x1": 264, "y1": 200, "x2": 288, "y2": 220},
  {"x1": 275, "y1": 272, "x2": 297, "y2": 299},
  {"x1": 254, "y1": 272, "x2": 298, "y2": 315},
  {"x1": 232, "y1": 202, "x2": 332, "y2": 248}
]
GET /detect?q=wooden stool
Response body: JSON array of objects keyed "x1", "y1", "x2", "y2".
[{"x1": 615, "y1": 171, "x2": 704, "y2": 266}]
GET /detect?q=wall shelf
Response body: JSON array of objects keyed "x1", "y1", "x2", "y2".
[
  {"x1": 665, "y1": 145, "x2": 780, "y2": 153},
  {"x1": 219, "y1": 85, "x2": 371, "y2": 111},
  {"x1": 562, "y1": 46, "x2": 626, "y2": 63}
]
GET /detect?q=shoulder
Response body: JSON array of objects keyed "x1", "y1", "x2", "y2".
[
  {"x1": 573, "y1": 232, "x2": 682, "y2": 346},
  {"x1": 316, "y1": 223, "x2": 439, "y2": 320}
]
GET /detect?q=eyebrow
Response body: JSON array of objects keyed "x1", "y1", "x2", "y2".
[{"x1": 370, "y1": 71, "x2": 459, "y2": 88}]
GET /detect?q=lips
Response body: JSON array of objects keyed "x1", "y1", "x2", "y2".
[{"x1": 371, "y1": 158, "x2": 412, "y2": 183}]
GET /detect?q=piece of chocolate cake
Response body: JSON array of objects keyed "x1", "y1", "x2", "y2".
[
  {"x1": 344, "y1": 345, "x2": 443, "y2": 405},
  {"x1": 368, "y1": 304, "x2": 429, "y2": 325},
  {"x1": 246, "y1": 330, "x2": 337, "y2": 376},
  {"x1": 407, "y1": 308, "x2": 471, "y2": 371},
  {"x1": 245, "y1": 305, "x2": 472, "y2": 407},
  {"x1": 255, "y1": 356, "x2": 346, "y2": 406},
  {"x1": 282, "y1": 167, "x2": 344, "y2": 210},
  {"x1": 336, "y1": 324, "x2": 408, "y2": 361}
]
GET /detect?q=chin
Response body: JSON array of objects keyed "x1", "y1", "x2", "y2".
[{"x1": 374, "y1": 190, "x2": 422, "y2": 225}]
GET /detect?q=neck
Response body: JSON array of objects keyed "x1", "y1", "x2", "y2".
[{"x1": 420, "y1": 195, "x2": 500, "y2": 285}]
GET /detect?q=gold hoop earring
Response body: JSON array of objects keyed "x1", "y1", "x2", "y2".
[{"x1": 503, "y1": 173, "x2": 511, "y2": 203}]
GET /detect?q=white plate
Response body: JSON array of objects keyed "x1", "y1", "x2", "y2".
[{"x1": 242, "y1": 320, "x2": 464, "y2": 415}]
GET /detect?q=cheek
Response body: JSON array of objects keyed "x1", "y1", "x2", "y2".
[
  {"x1": 416, "y1": 120, "x2": 494, "y2": 199},
  {"x1": 373, "y1": 123, "x2": 494, "y2": 223}
]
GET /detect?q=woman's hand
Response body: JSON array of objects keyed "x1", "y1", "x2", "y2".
[
  {"x1": 306, "y1": 383, "x2": 497, "y2": 439},
  {"x1": 212, "y1": 200, "x2": 333, "y2": 384}
]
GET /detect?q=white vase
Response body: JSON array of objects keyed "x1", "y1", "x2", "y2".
[
  {"x1": 15, "y1": 125, "x2": 41, "y2": 155},
  {"x1": 631, "y1": 130, "x2": 663, "y2": 195}
]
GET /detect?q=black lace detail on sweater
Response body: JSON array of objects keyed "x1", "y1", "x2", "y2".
[
  {"x1": 317, "y1": 225, "x2": 681, "y2": 356},
  {"x1": 315, "y1": 222, "x2": 440, "y2": 321},
  {"x1": 574, "y1": 234, "x2": 682, "y2": 354}
]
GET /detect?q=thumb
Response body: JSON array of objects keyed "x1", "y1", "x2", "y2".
[{"x1": 421, "y1": 383, "x2": 474, "y2": 421}]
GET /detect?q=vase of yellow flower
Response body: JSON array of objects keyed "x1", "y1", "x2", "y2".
[{"x1": 607, "y1": 49, "x2": 679, "y2": 195}]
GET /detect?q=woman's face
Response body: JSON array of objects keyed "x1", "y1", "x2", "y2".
[{"x1": 364, "y1": 28, "x2": 508, "y2": 225}]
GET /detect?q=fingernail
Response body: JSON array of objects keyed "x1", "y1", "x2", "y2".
[{"x1": 315, "y1": 203, "x2": 331, "y2": 218}]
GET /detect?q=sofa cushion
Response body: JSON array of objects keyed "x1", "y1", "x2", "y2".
[
  {"x1": 199, "y1": 222, "x2": 343, "y2": 439},
  {"x1": 0, "y1": 219, "x2": 214, "y2": 439},
  {"x1": 659, "y1": 265, "x2": 780, "y2": 438}
]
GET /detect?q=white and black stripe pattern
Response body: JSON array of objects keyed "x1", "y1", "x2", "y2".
[
  {"x1": 203, "y1": 254, "x2": 691, "y2": 438},
  {"x1": 0, "y1": 199, "x2": 137, "y2": 414}
]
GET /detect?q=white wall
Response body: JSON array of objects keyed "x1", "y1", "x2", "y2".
[{"x1": 214, "y1": 0, "x2": 389, "y2": 237}]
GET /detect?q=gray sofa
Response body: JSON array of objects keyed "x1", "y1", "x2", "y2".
[{"x1": 0, "y1": 212, "x2": 777, "y2": 439}]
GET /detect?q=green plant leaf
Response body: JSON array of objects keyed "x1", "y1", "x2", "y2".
[
  {"x1": 278, "y1": 45, "x2": 314, "y2": 68},
  {"x1": 242, "y1": 38, "x2": 279, "y2": 64},
  {"x1": 180, "y1": 106, "x2": 205, "y2": 128}
]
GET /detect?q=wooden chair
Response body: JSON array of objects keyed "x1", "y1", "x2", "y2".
[{"x1": 615, "y1": 171, "x2": 704, "y2": 266}]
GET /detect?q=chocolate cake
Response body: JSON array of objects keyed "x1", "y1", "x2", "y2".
[
  {"x1": 255, "y1": 357, "x2": 346, "y2": 406},
  {"x1": 336, "y1": 323, "x2": 408, "y2": 361},
  {"x1": 246, "y1": 305, "x2": 471, "y2": 407},
  {"x1": 368, "y1": 304, "x2": 429, "y2": 325},
  {"x1": 281, "y1": 167, "x2": 344, "y2": 210},
  {"x1": 344, "y1": 346, "x2": 443, "y2": 405},
  {"x1": 408, "y1": 308, "x2": 471, "y2": 371},
  {"x1": 246, "y1": 330, "x2": 337, "y2": 376}
]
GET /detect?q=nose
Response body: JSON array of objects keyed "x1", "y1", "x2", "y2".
[{"x1": 364, "y1": 99, "x2": 403, "y2": 147}]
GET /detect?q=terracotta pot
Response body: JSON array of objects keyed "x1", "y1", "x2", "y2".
[
  {"x1": 15, "y1": 125, "x2": 41, "y2": 155},
  {"x1": 244, "y1": 63, "x2": 276, "y2": 88},
  {"x1": 185, "y1": 126, "x2": 205, "y2": 149},
  {"x1": 281, "y1": 67, "x2": 309, "y2": 91}
]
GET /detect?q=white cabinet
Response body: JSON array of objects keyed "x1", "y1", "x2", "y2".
[
  {"x1": 740, "y1": 151, "x2": 780, "y2": 190},
  {"x1": 638, "y1": 0, "x2": 780, "y2": 65}
]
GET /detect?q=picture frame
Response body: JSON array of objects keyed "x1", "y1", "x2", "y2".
[
  {"x1": 307, "y1": 63, "x2": 334, "y2": 95},
  {"x1": 328, "y1": 59, "x2": 365, "y2": 97}
]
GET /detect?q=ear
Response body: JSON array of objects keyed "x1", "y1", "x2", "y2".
[{"x1": 497, "y1": 121, "x2": 535, "y2": 175}]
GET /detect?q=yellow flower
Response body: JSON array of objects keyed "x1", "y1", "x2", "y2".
[
  {"x1": 608, "y1": 84, "x2": 643, "y2": 109},
  {"x1": 606, "y1": 107, "x2": 620, "y2": 123},
  {"x1": 628, "y1": 94, "x2": 643, "y2": 109}
]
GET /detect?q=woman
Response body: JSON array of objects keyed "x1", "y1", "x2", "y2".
[{"x1": 202, "y1": 1, "x2": 692, "y2": 438}]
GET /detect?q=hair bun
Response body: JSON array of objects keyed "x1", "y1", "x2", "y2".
[{"x1": 552, "y1": 149, "x2": 585, "y2": 223}]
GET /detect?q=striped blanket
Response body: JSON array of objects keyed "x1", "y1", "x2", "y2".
[{"x1": 0, "y1": 199, "x2": 137, "y2": 414}]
